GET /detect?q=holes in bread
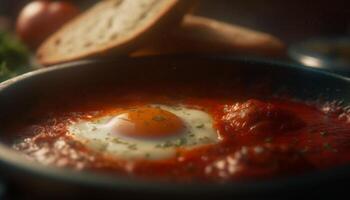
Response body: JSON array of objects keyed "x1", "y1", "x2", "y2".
[
  {"x1": 83, "y1": 41, "x2": 93, "y2": 48},
  {"x1": 110, "y1": 33, "x2": 118, "y2": 40},
  {"x1": 107, "y1": 18, "x2": 114, "y2": 29},
  {"x1": 112, "y1": 0, "x2": 123, "y2": 8},
  {"x1": 54, "y1": 38, "x2": 61, "y2": 45}
]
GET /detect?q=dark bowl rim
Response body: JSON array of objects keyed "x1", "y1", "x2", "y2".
[{"x1": 1, "y1": 55, "x2": 350, "y2": 195}]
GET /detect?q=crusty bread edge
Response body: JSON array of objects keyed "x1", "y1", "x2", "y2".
[
  {"x1": 131, "y1": 14, "x2": 286, "y2": 58},
  {"x1": 37, "y1": 0, "x2": 195, "y2": 66}
]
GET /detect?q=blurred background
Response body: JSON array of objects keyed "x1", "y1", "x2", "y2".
[
  {"x1": 1, "y1": 0, "x2": 349, "y2": 44},
  {"x1": 0, "y1": 0, "x2": 349, "y2": 198}
]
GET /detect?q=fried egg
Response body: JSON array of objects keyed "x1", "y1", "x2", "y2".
[{"x1": 68, "y1": 105, "x2": 219, "y2": 160}]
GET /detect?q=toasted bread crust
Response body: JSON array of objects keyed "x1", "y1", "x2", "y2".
[
  {"x1": 37, "y1": 0, "x2": 194, "y2": 66},
  {"x1": 132, "y1": 15, "x2": 286, "y2": 57}
]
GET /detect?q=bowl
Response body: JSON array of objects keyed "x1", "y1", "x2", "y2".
[
  {"x1": 1, "y1": 55, "x2": 350, "y2": 199},
  {"x1": 289, "y1": 37, "x2": 350, "y2": 76}
]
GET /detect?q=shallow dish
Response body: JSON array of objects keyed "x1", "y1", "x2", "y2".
[{"x1": 1, "y1": 55, "x2": 350, "y2": 199}]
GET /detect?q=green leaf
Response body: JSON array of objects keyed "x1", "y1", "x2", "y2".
[{"x1": 0, "y1": 31, "x2": 31, "y2": 82}]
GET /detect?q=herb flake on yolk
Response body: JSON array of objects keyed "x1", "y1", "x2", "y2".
[{"x1": 113, "y1": 107, "x2": 185, "y2": 138}]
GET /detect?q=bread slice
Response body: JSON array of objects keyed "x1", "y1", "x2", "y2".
[
  {"x1": 37, "y1": 0, "x2": 194, "y2": 66},
  {"x1": 131, "y1": 15, "x2": 286, "y2": 57}
]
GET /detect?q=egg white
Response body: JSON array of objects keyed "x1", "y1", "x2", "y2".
[{"x1": 68, "y1": 105, "x2": 219, "y2": 160}]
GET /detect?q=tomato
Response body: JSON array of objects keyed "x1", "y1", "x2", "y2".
[
  {"x1": 221, "y1": 99, "x2": 305, "y2": 137},
  {"x1": 16, "y1": 1, "x2": 80, "y2": 49}
]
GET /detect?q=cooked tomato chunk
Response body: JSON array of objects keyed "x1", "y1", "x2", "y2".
[{"x1": 221, "y1": 100, "x2": 305, "y2": 136}]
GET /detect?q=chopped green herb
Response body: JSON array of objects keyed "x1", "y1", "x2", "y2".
[
  {"x1": 0, "y1": 31, "x2": 31, "y2": 82},
  {"x1": 164, "y1": 141, "x2": 173, "y2": 148},
  {"x1": 112, "y1": 138, "x2": 129, "y2": 145},
  {"x1": 199, "y1": 136, "x2": 211, "y2": 143},
  {"x1": 174, "y1": 138, "x2": 187, "y2": 147},
  {"x1": 155, "y1": 141, "x2": 173, "y2": 148},
  {"x1": 323, "y1": 143, "x2": 337, "y2": 152},
  {"x1": 152, "y1": 115, "x2": 166, "y2": 121},
  {"x1": 172, "y1": 107, "x2": 182, "y2": 111},
  {"x1": 196, "y1": 124, "x2": 204, "y2": 129},
  {"x1": 264, "y1": 137, "x2": 273, "y2": 143},
  {"x1": 128, "y1": 144, "x2": 138, "y2": 150},
  {"x1": 320, "y1": 131, "x2": 328, "y2": 137},
  {"x1": 155, "y1": 138, "x2": 188, "y2": 148},
  {"x1": 323, "y1": 143, "x2": 331, "y2": 150}
]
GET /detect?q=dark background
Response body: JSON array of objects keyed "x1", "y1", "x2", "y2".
[
  {"x1": 1, "y1": 0, "x2": 349, "y2": 44},
  {"x1": 0, "y1": 0, "x2": 349, "y2": 198}
]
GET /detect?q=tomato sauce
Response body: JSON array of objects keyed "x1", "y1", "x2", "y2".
[{"x1": 3, "y1": 83, "x2": 350, "y2": 182}]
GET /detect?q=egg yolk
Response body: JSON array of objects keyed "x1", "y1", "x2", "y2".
[{"x1": 112, "y1": 107, "x2": 185, "y2": 138}]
